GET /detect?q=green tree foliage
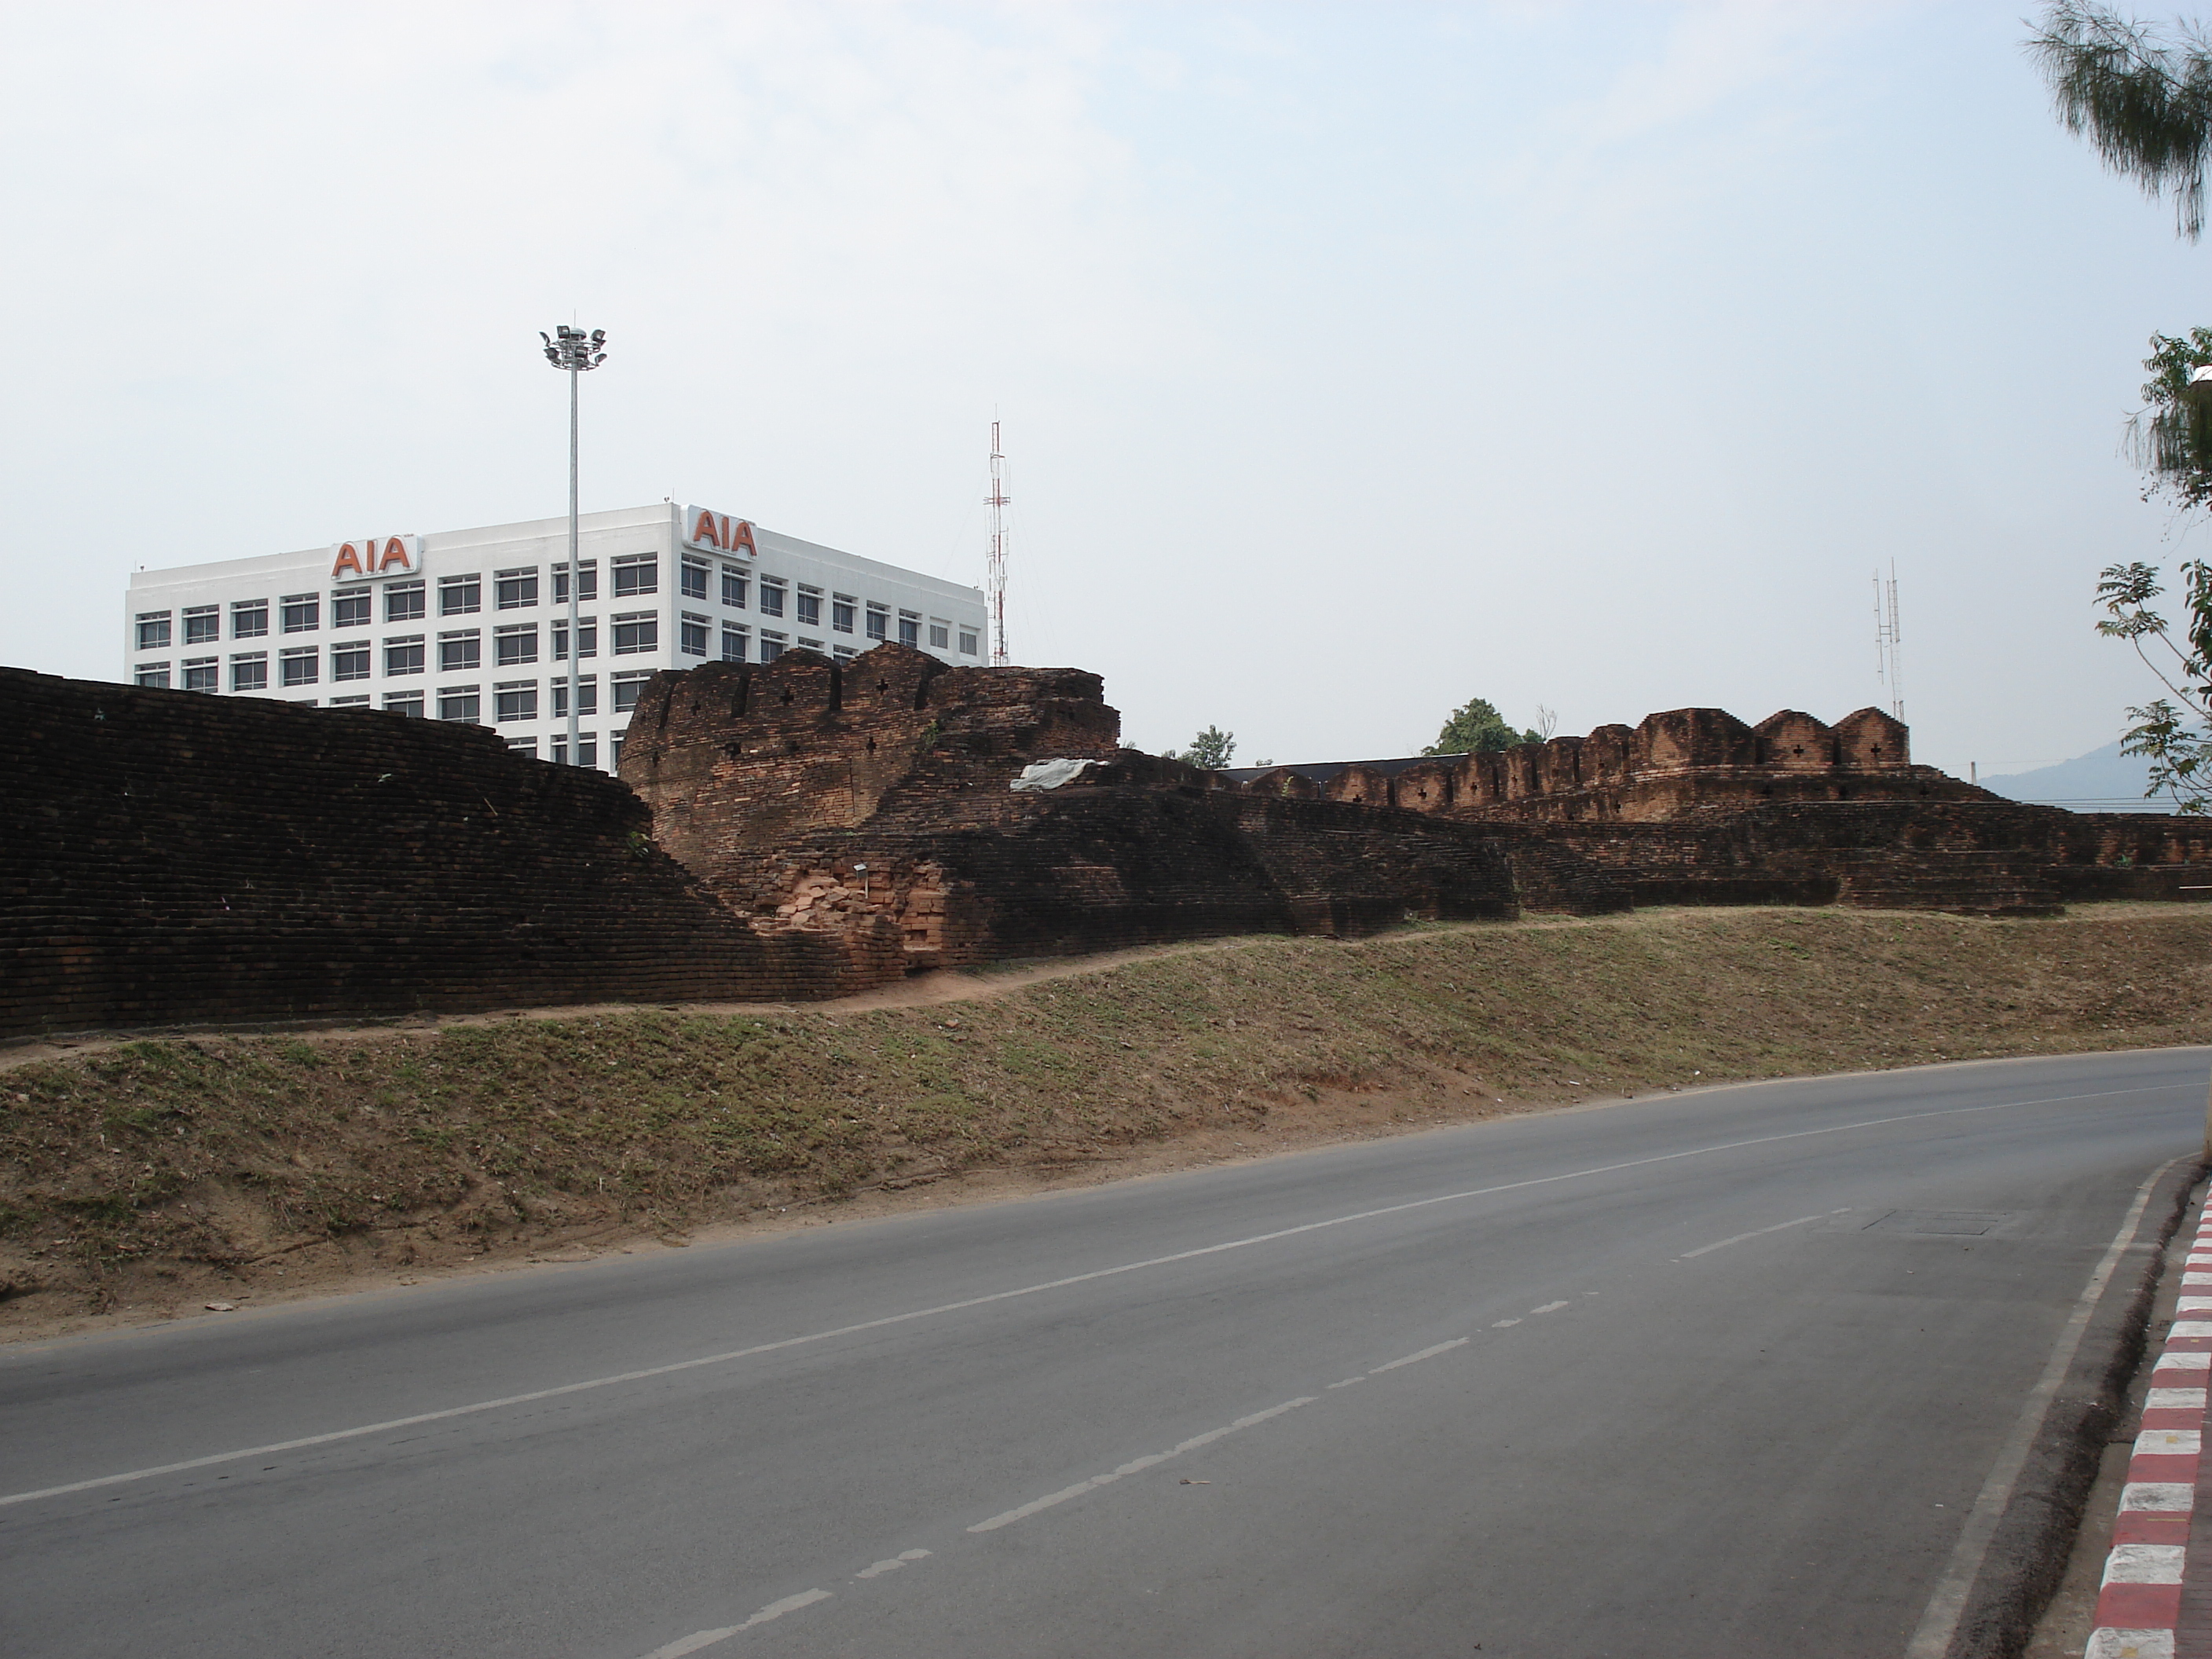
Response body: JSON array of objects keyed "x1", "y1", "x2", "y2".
[
  {"x1": 1169, "y1": 725, "x2": 1236, "y2": 770},
  {"x1": 1423, "y1": 697, "x2": 1542, "y2": 756},
  {"x1": 2097, "y1": 560, "x2": 2212, "y2": 811},
  {"x1": 2129, "y1": 327, "x2": 2212, "y2": 510},
  {"x1": 2029, "y1": 1, "x2": 2212, "y2": 240},
  {"x1": 2031, "y1": 4, "x2": 2212, "y2": 807}
]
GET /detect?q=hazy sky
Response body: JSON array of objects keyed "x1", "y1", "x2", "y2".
[{"x1": 4, "y1": 1, "x2": 2207, "y2": 776}]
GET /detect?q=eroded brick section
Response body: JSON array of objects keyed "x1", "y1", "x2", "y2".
[{"x1": 617, "y1": 646, "x2": 1594, "y2": 987}]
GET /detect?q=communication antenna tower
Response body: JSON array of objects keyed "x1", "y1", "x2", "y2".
[
  {"x1": 1873, "y1": 562, "x2": 1904, "y2": 723},
  {"x1": 987, "y1": 419, "x2": 1010, "y2": 666}
]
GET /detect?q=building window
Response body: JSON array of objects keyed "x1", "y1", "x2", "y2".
[
  {"x1": 329, "y1": 694, "x2": 370, "y2": 709},
  {"x1": 137, "y1": 612, "x2": 172, "y2": 651},
  {"x1": 612, "y1": 611, "x2": 657, "y2": 654},
  {"x1": 496, "y1": 568, "x2": 539, "y2": 610},
  {"x1": 552, "y1": 676, "x2": 598, "y2": 719},
  {"x1": 721, "y1": 566, "x2": 747, "y2": 608},
  {"x1": 799, "y1": 637, "x2": 825, "y2": 653},
  {"x1": 280, "y1": 646, "x2": 318, "y2": 687},
  {"x1": 231, "y1": 652, "x2": 269, "y2": 691},
  {"x1": 136, "y1": 662, "x2": 171, "y2": 688},
  {"x1": 760, "y1": 631, "x2": 787, "y2": 662},
  {"x1": 495, "y1": 624, "x2": 539, "y2": 667},
  {"x1": 495, "y1": 683, "x2": 539, "y2": 723},
  {"x1": 928, "y1": 621, "x2": 950, "y2": 650},
  {"x1": 866, "y1": 606, "x2": 888, "y2": 640},
  {"x1": 720, "y1": 625, "x2": 747, "y2": 663},
  {"x1": 385, "y1": 636, "x2": 426, "y2": 676},
  {"x1": 681, "y1": 558, "x2": 709, "y2": 599},
  {"x1": 758, "y1": 579, "x2": 786, "y2": 618},
  {"x1": 680, "y1": 613, "x2": 709, "y2": 657},
  {"x1": 958, "y1": 630, "x2": 980, "y2": 655},
  {"x1": 281, "y1": 594, "x2": 319, "y2": 633},
  {"x1": 439, "y1": 631, "x2": 481, "y2": 672},
  {"x1": 331, "y1": 591, "x2": 370, "y2": 628},
  {"x1": 550, "y1": 734, "x2": 599, "y2": 767},
  {"x1": 438, "y1": 686, "x2": 481, "y2": 723},
  {"x1": 184, "y1": 606, "x2": 222, "y2": 645},
  {"x1": 611, "y1": 672, "x2": 654, "y2": 712},
  {"x1": 552, "y1": 562, "x2": 597, "y2": 604},
  {"x1": 182, "y1": 657, "x2": 218, "y2": 692},
  {"x1": 832, "y1": 597, "x2": 855, "y2": 634},
  {"x1": 385, "y1": 580, "x2": 426, "y2": 623},
  {"x1": 552, "y1": 618, "x2": 597, "y2": 661},
  {"x1": 610, "y1": 733, "x2": 624, "y2": 769},
  {"x1": 506, "y1": 738, "x2": 538, "y2": 757},
  {"x1": 333, "y1": 643, "x2": 370, "y2": 681},
  {"x1": 898, "y1": 613, "x2": 919, "y2": 648},
  {"x1": 232, "y1": 599, "x2": 269, "y2": 639},
  {"x1": 612, "y1": 553, "x2": 657, "y2": 597},
  {"x1": 292, "y1": 698, "x2": 317, "y2": 708},
  {"x1": 383, "y1": 690, "x2": 425, "y2": 718},
  {"x1": 832, "y1": 646, "x2": 856, "y2": 662},
  {"x1": 440, "y1": 574, "x2": 482, "y2": 616},
  {"x1": 796, "y1": 588, "x2": 821, "y2": 628}
]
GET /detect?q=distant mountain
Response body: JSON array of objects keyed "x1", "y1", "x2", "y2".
[{"x1": 1979, "y1": 741, "x2": 2175, "y2": 814}]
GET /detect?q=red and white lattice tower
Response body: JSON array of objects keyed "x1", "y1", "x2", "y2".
[{"x1": 986, "y1": 419, "x2": 1011, "y2": 666}]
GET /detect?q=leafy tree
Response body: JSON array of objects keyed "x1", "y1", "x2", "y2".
[
  {"x1": 2028, "y1": 1, "x2": 2212, "y2": 241},
  {"x1": 1422, "y1": 697, "x2": 1543, "y2": 756},
  {"x1": 2031, "y1": 3, "x2": 2212, "y2": 807},
  {"x1": 2097, "y1": 561, "x2": 2212, "y2": 811},
  {"x1": 1169, "y1": 725, "x2": 1236, "y2": 770}
]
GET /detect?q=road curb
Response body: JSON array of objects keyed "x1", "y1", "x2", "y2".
[{"x1": 1950, "y1": 1155, "x2": 2207, "y2": 1659}]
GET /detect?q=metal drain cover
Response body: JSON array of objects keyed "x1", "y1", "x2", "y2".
[{"x1": 1859, "y1": 1210, "x2": 2016, "y2": 1237}]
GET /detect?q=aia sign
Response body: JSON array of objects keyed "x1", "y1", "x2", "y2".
[
  {"x1": 682, "y1": 506, "x2": 757, "y2": 558},
  {"x1": 330, "y1": 535, "x2": 423, "y2": 582}
]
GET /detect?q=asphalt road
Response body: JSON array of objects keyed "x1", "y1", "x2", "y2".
[{"x1": 2, "y1": 1049, "x2": 2205, "y2": 1658}]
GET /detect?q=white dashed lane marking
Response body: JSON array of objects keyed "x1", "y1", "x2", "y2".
[
  {"x1": 642, "y1": 1589, "x2": 833, "y2": 1657},
  {"x1": 855, "y1": 1550, "x2": 930, "y2": 1580},
  {"x1": 621, "y1": 1196, "x2": 1949, "y2": 1657},
  {"x1": 968, "y1": 1397, "x2": 1317, "y2": 1533}
]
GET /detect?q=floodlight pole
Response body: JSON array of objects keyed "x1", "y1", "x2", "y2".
[{"x1": 540, "y1": 324, "x2": 607, "y2": 766}]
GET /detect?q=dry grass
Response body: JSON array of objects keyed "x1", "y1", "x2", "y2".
[{"x1": 4, "y1": 904, "x2": 2209, "y2": 1334}]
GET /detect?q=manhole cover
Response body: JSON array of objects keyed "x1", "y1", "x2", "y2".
[{"x1": 1859, "y1": 1210, "x2": 2016, "y2": 1237}]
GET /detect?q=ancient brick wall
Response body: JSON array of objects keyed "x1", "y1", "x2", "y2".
[
  {"x1": 615, "y1": 649, "x2": 1632, "y2": 980},
  {"x1": 0, "y1": 666, "x2": 828, "y2": 1040},
  {"x1": 1241, "y1": 705, "x2": 1964, "y2": 824}
]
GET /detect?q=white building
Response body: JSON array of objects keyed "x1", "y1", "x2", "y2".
[{"x1": 123, "y1": 502, "x2": 990, "y2": 773}]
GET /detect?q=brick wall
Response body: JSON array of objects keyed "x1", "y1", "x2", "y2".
[{"x1": 0, "y1": 666, "x2": 811, "y2": 1039}]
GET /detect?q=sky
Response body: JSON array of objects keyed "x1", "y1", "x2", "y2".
[{"x1": 3, "y1": 0, "x2": 2209, "y2": 777}]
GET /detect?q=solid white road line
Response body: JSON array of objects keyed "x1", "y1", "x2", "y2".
[
  {"x1": 1902, "y1": 1152, "x2": 2192, "y2": 1659},
  {"x1": 1, "y1": 1082, "x2": 2177, "y2": 1513}
]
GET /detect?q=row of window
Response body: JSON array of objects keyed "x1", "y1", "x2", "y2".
[
  {"x1": 677, "y1": 556, "x2": 977, "y2": 653},
  {"x1": 134, "y1": 656, "x2": 661, "y2": 716},
  {"x1": 137, "y1": 566, "x2": 980, "y2": 657},
  {"x1": 130, "y1": 558, "x2": 649, "y2": 651}
]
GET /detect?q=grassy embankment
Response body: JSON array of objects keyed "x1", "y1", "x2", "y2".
[{"x1": 3, "y1": 904, "x2": 2209, "y2": 1330}]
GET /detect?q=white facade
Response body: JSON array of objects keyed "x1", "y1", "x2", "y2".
[{"x1": 123, "y1": 503, "x2": 990, "y2": 773}]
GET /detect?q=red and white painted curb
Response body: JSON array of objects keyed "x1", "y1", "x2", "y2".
[{"x1": 2084, "y1": 1216, "x2": 2212, "y2": 1659}]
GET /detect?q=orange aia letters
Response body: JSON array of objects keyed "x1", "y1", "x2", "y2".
[
  {"x1": 687, "y1": 510, "x2": 757, "y2": 557},
  {"x1": 329, "y1": 537, "x2": 416, "y2": 580}
]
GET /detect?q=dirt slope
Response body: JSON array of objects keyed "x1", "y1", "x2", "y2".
[{"x1": 4, "y1": 905, "x2": 2209, "y2": 1340}]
